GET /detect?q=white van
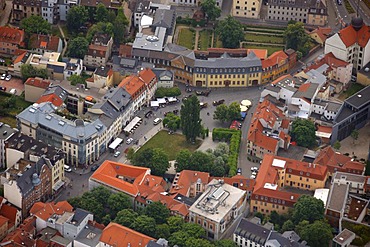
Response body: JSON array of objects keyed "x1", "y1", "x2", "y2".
[
  {"x1": 64, "y1": 165, "x2": 72, "y2": 173},
  {"x1": 153, "y1": 118, "x2": 162, "y2": 125}
]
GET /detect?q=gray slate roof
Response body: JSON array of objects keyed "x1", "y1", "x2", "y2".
[
  {"x1": 345, "y1": 85, "x2": 370, "y2": 109},
  {"x1": 70, "y1": 208, "x2": 91, "y2": 226},
  {"x1": 152, "y1": 9, "x2": 175, "y2": 29},
  {"x1": 234, "y1": 219, "x2": 271, "y2": 245},
  {"x1": 293, "y1": 83, "x2": 319, "y2": 100}
]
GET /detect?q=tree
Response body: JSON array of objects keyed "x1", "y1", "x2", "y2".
[
  {"x1": 113, "y1": 8, "x2": 129, "y2": 44},
  {"x1": 351, "y1": 129, "x2": 359, "y2": 144},
  {"x1": 201, "y1": 0, "x2": 221, "y2": 21},
  {"x1": 114, "y1": 209, "x2": 138, "y2": 227},
  {"x1": 68, "y1": 37, "x2": 89, "y2": 59},
  {"x1": 126, "y1": 147, "x2": 135, "y2": 161},
  {"x1": 167, "y1": 216, "x2": 185, "y2": 233},
  {"x1": 133, "y1": 148, "x2": 170, "y2": 176},
  {"x1": 67, "y1": 6, "x2": 88, "y2": 33},
  {"x1": 185, "y1": 238, "x2": 214, "y2": 247},
  {"x1": 181, "y1": 95, "x2": 202, "y2": 142},
  {"x1": 68, "y1": 74, "x2": 86, "y2": 86},
  {"x1": 79, "y1": 194, "x2": 105, "y2": 221},
  {"x1": 86, "y1": 22, "x2": 114, "y2": 42},
  {"x1": 281, "y1": 220, "x2": 295, "y2": 232},
  {"x1": 291, "y1": 119, "x2": 316, "y2": 148},
  {"x1": 95, "y1": 3, "x2": 108, "y2": 22},
  {"x1": 130, "y1": 215, "x2": 157, "y2": 237},
  {"x1": 294, "y1": 220, "x2": 309, "y2": 235},
  {"x1": 215, "y1": 239, "x2": 238, "y2": 247},
  {"x1": 292, "y1": 195, "x2": 324, "y2": 224},
  {"x1": 175, "y1": 149, "x2": 192, "y2": 172},
  {"x1": 182, "y1": 223, "x2": 206, "y2": 238},
  {"x1": 333, "y1": 140, "x2": 341, "y2": 151},
  {"x1": 144, "y1": 202, "x2": 170, "y2": 224},
  {"x1": 163, "y1": 112, "x2": 181, "y2": 131},
  {"x1": 107, "y1": 193, "x2": 131, "y2": 217},
  {"x1": 284, "y1": 22, "x2": 312, "y2": 56},
  {"x1": 107, "y1": 10, "x2": 117, "y2": 23},
  {"x1": 213, "y1": 104, "x2": 229, "y2": 122},
  {"x1": 300, "y1": 220, "x2": 333, "y2": 247},
  {"x1": 216, "y1": 16, "x2": 244, "y2": 48},
  {"x1": 20, "y1": 15, "x2": 51, "y2": 36},
  {"x1": 228, "y1": 102, "x2": 241, "y2": 121},
  {"x1": 155, "y1": 224, "x2": 170, "y2": 239},
  {"x1": 169, "y1": 231, "x2": 190, "y2": 246},
  {"x1": 189, "y1": 151, "x2": 213, "y2": 172},
  {"x1": 155, "y1": 87, "x2": 181, "y2": 97},
  {"x1": 20, "y1": 64, "x2": 47, "y2": 80}
]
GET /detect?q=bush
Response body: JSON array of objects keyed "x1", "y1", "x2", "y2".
[
  {"x1": 155, "y1": 87, "x2": 181, "y2": 98},
  {"x1": 212, "y1": 128, "x2": 241, "y2": 176}
]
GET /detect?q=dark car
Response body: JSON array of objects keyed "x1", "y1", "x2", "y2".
[
  {"x1": 213, "y1": 99, "x2": 225, "y2": 106},
  {"x1": 0, "y1": 86, "x2": 6, "y2": 91},
  {"x1": 91, "y1": 165, "x2": 99, "y2": 172},
  {"x1": 145, "y1": 110, "x2": 153, "y2": 118},
  {"x1": 196, "y1": 90, "x2": 211, "y2": 96},
  {"x1": 237, "y1": 168, "x2": 242, "y2": 175}
]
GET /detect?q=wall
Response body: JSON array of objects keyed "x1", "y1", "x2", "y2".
[{"x1": 6, "y1": 149, "x2": 24, "y2": 168}]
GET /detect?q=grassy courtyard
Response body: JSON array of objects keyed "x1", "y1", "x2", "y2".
[
  {"x1": 245, "y1": 33, "x2": 285, "y2": 44},
  {"x1": 0, "y1": 93, "x2": 32, "y2": 127},
  {"x1": 177, "y1": 28, "x2": 195, "y2": 50},
  {"x1": 339, "y1": 83, "x2": 365, "y2": 100},
  {"x1": 198, "y1": 30, "x2": 212, "y2": 50},
  {"x1": 137, "y1": 130, "x2": 202, "y2": 160}
]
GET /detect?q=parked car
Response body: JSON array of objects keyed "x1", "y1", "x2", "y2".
[
  {"x1": 145, "y1": 110, "x2": 153, "y2": 118},
  {"x1": 64, "y1": 165, "x2": 72, "y2": 173},
  {"x1": 250, "y1": 174, "x2": 256, "y2": 179},
  {"x1": 153, "y1": 118, "x2": 162, "y2": 125},
  {"x1": 251, "y1": 167, "x2": 258, "y2": 172},
  {"x1": 126, "y1": 138, "x2": 134, "y2": 145},
  {"x1": 5, "y1": 75, "x2": 11, "y2": 81},
  {"x1": 91, "y1": 165, "x2": 99, "y2": 172},
  {"x1": 9, "y1": 88, "x2": 16, "y2": 95},
  {"x1": 213, "y1": 99, "x2": 225, "y2": 106},
  {"x1": 0, "y1": 86, "x2": 6, "y2": 91},
  {"x1": 337, "y1": 0, "x2": 342, "y2": 4},
  {"x1": 237, "y1": 168, "x2": 242, "y2": 175},
  {"x1": 114, "y1": 151, "x2": 121, "y2": 157},
  {"x1": 200, "y1": 102, "x2": 208, "y2": 109},
  {"x1": 351, "y1": 75, "x2": 357, "y2": 82},
  {"x1": 0, "y1": 74, "x2": 6, "y2": 80},
  {"x1": 196, "y1": 90, "x2": 211, "y2": 96},
  {"x1": 0, "y1": 58, "x2": 5, "y2": 63}
]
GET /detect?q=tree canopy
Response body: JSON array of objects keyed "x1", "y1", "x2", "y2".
[
  {"x1": 67, "y1": 6, "x2": 89, "y2": 33},
  {"x1": 181, "y1": 95, "x2": 202, "y2": 142},
  {"x1": 86, "y1": 22, "x2": 114, "y2": 42},
  {"x1": 144, "y1": 202, "x2": 170, "y2": 224},
  {"x1": 201, "y1": 0, "x2": 221, "y2": 21},
  {"x1": 216, "y1": 16, "x2": 244, "y2": 48},
  {"x1": 163, "y1": 112, "x2": 181, "y2": 131},
  {"x1": 351, "y1": 129, "x2": 359, "y2": 143},
  {"x1": 284, "y1": 21, "x2": 312, "y2": 56},
  {"x1": 113, "y1": 8, "x2": 129, "y2": 44},
  {"x1": 300, "y1": 220, "x2": 333, "y2": 247},
  {"x1": 292, "y1": 195, "x2": 324, "y2": 224},
  {"x1": 21, "y1": 64, "x2": 47, "y2": 80},
  {"x1": 20, "y1": 15, "x2": 51, "y2": 36},
  {"x1": 95, "y1": 3, "x2": 109, "y2": 22},
  {"x1": 68, "y1": 37, "x2": 89, "y2": 59},
  {"x1": 213, "y1": 102, "x2": 241, "y2": 123},
  {"x1": 132, "y1": 148, "x2": 170, "y2": 176},
  {"x1": 291, "y1": 119, "x2": 316, "y2": 148}
]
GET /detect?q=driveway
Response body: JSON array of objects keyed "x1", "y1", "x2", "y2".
[{"x1": 0, "y1": 77, "x2": 24, "y2": 95}]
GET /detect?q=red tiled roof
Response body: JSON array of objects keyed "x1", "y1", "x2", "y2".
[
  {"x1": 338, "y1": 24, "x2": 370, "y2": 48},
  {"x1": 36, "y1": 94, "x2": 64, "y2": 107},
  {"x1": 90, "y1": 160, "x2": 150, "y2": 197},
  {"x1": 247, "y1": 49, "x2": 268, "y2": 59},
  {"x1": 0, "y1": 27, "x2": 25, "y2": 45},
  {"x1": 0, "y1": 204, "x2": 18, "y2": 225},
  {"x1": 25, "y1": 77, "x2": 50, "y2": 89},
  {"x1": 119, "y1": 75, "x2": 146, "y2": 98},
  {"x1": 317, "y1": 125, "x2": 332, "y2": 134},
  {"x1": 139, "y1": 68, "x2": 156, "y2": 85},
  {"x1": 169, "y1": 170, "x2": 210, "y2": 196},
  {"x1": 30, "y1": 201, "x2": 73, "y2": 221},
  {"x1": 29, "y1": 34, "x2": 61, "y2": 52},
  {"x1": 271, "y1": 74, "x2": 291, "y2": 85},
  {"x1": 0, "y1": 216, "x2": 8, "y2": 227},
  {"x1": 1, "y1": 217, "x2": 36, "y2": 246},
  {"x1": 298, "y1": 83, "x2": 311, "y2": 92},
  {"x1": 307, "y1": 52, "x2": 349, "y2": 72},
  {"x1": 100, "y1": 222, "x2": 154, "y2": 246},
  {"x1": 13, "y1": 51, "x2": 27, "y2": 64},
  {"x1": 87, "y1": 44, "x2": 107, "y2": 58},
  {"x1": 314, "y1": 146, "x2": 365, "y2": 174},
  {"x1": 261, "y1": 50, "x2": 288, "y2": 69},
  {"x1": 210, "y1": 175, "x2": 255, "y2": 191},
  {"x1": 119, "y1": 44, "x2": 132, "y2": 57},
  {"x1": 309, "y1": 27, "x2": 332, "y2": 42}
]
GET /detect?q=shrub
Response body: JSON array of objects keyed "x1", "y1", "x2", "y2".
[{"x1": 155, "y1": 87, "x2": 181, "y2": 98}]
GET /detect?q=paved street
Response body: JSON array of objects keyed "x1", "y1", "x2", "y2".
[{"x1": 0, "y1": 0, "x2": 12, "y2": 26}]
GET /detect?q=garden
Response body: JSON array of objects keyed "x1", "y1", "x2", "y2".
[{"x1": 0, "y1": 92, "x2": 32, "y2": 127}]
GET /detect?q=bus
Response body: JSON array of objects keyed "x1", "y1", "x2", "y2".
[{"x1": 109, "y1": 138, "x2": 123, "y2": 152}]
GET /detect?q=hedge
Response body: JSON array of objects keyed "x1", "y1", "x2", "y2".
[
  {"x1": 212, "y1": 128, "x2": 241, "y2": 176},
  {"x1": 155, "y1": 87, "x2": 181, "y2": 98}
]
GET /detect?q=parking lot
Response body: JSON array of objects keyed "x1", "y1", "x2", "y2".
[{"x1": 0, "y1": 76, "x2": 24, "y2": 95}]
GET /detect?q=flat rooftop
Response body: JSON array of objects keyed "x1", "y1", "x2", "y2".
[
  {"x1": 326, "y1": 183, "x2": 348, "y2": 212},
  {"x1": 345, "y1": 85, "x2": 370, "y2": 109},
  {"x1": 58, "y1": 80, "x2": 107, "y2": 102}
]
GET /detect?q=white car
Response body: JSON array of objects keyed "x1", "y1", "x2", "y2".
[
  {"x1": 251, "y1": 167, "x2": 258, "y2": 172},
  {"x1": 114, "y1": 151, "x2": 121, "y2": 157},
  {"x1": 126, "y1": 138, "x2": 134, "y2": 145},
  {"x1": 250, "y1": 174, "x2": 256, "y2": 179},
  {"x1": 5, "y1": 75, "x2": 11, "y2": 81},
  {"x1": 252, "y1": 171, "x2": 258, "y2": 176},
  {"x1": 0, "y1": 74, "x2": 6, "y2": 80}
]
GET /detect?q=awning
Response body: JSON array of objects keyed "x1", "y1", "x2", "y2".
[
  {"x1": 241, "y1": 99, "x2": 252, "y2": 107},
  {"x1": 315, "y1": 131, "x2": 332, "y2": 138},
  {"x1": 240, "y1": 105, "x2": 248, "y2": 112},
  {"x1": 123, "y1": 117, "x2": 142, "y2": 133},
  {"x1": 53, "y1": 180, "x2": 65, "y2": 191},
  {"x1": 151, "y1": 101, "x2": 159, "y2": 107},
  {"x1": 157, "y1": 98, "x2": 166, "y2": 104}
]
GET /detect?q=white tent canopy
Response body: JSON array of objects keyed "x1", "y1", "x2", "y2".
[
  {"x1": 157, "y1": 98, "x2": 166, "y2": 104},
  {"x1": 241, "y1": 99, "x2": 252, "y2": 107},
  {"x1": 123, "y1": 117, "x2": 142, "y2": 133},
  {"x1": 240, "y1": 105, "x2": 248, "y2": 112},
  {"x1": 151, "y1": 101, "x2": 159, "y2": 107}
]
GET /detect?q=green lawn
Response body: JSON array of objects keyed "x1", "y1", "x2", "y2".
[
  {"x1": 199, "y1": 30, "x2": 212, "y2": 50},
  {"x1": 213, "y1": 36, "x2": 223, "y2": 48},
  {"x1": 339, "y1": 83, "x2": 365, "y2": 100},
  {"x1": 244, "y1": 26, "x2": 286, "y2": 33},
  {"x1": 137, "y1": 130, "x2": 202, "y2": 160},
  {"x1": 243, "y1": 44, "x2": 285, "y2": 56},
  {"x1": 0, "y1": 94, "x2": 32, "y2": 127},
  {"x1": 245, "y1": 33, "x2": 285, "y2": 44},
  {"x1": 177, "y1": 28, "x2": 195, "y2": 50}
]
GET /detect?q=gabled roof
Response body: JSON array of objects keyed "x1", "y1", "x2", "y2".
[
  {"x1": 309, "y1": 27, "x2": 332, "y2": 42},
  {"x1": 139, "y1": 68, "x2": 156, "y2": 85},
  {"x1": 210, "y1": 175, "x2": 255, "y2": 191},
  {"x1": 37, "y1": 94, "x2": 64, "y2": 107},
  {"x1": 90, "y1": 160, "x2": 150, "y2": 197},
  {"x1": 119, "y1": 74, "x2": 146, "y2": 97},
  {"x1": 261, "y1": 50, "x2": 288, "y2": 69},
  {"x1": 30, "y1": 201, "x2": 73, "y2": 221},
  {"x1": 30, "y1": 34, "x2": 61, "y2": 52},
  {"x1": 169, "y1": 170, "x2": 210, "y2": 196},
  {"x1": 0, "y1": 27, "x2": 24, "y2": 45},
  {"x1": 25, "y1": 77, "x2": 51, "y2": 89},
  {"x1": 1, "y1": 217, "x2": 36, "y2": 246},
  {"x1": 337, "y1": 23, "x2": 370, "y2": 48},
  {"x1": 100, "y1": 223, "x2": 154, "y2": 246}
]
